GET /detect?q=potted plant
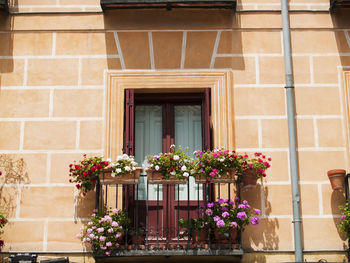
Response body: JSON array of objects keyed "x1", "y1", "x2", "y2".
[
  {"x1": 338, "y1": 202, "x2": 350, "y2": 239},
  {"x1": 77, "y1": 208, "x2": 131, "y2": 256},
  {"x1": 0, "y1": 211, "x2": 7, "y2": 251},
  {"x1": 199, "y1": 198, "x2": 260, "y2": 244},
  {"x1": 99, "y1": 154, "x2": 141, "y2": 185},
  {"x1": 193, "y1": 149, "x2": 240, "y2": 183},
  {"x1": 69, "y1": 155, "x2": 109, "y2": 195},
  {"x1": 327, "y1": 169, "x2": 346, "y2": 190},
  {"x1": 241, "y1": 153, "x2": 271, "y2": 189},
  {"x1": 128, "y1": 226, "x2": 146, "y2": 249},
  {"x1": 147, "y1": 145, "x2": 193, "y2": 184},
  {"x1": 178, "y1": 218, "x2": 208, "y2": 246}
]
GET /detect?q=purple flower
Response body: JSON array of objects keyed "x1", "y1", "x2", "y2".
[
  {"x1": 234, "y1": 197, "x2": 240, "y2": 202},
  {"x1": 250, "y1": 216, "x2": 260, "y2": 226},
  {"x1": 229, "y1": 200, "x2": 234, "y2": 205},
  {"x1": 213, "y1": 216, "x2": 221, "y2": 222},
  {"x1": 238, "y1": 204, "x2": 245, "y2": 209},
  {"x1": 237, "y1": 211, "x2": 247, "y2": 220},
  {"x1": 106, "y1": 242, "x2": 112, "y2": 247},
  {"x1": 255, "y1": 209, "x2": 261, "y2": 215},
  {"x1": 221, "y1": 206, "x2": 228, "y2": 212},
  {"x1": 216, "y1": 220, "x2": 225, "y2": 227},
  {"x1": 341, "y1": 215, "x2": 346, "y2": 220},
  {"x1": 207, "y1": 202, "x2": 214, "y2": 208},
  {"x1": 218, "y1": 198, "x2": 224, "y2": 204},
  {"x1": 97, "y1": 227, "x2": 104, "y2": 233},
  {"x1": 230, "y1": 221, "x2": 238, "y2": 228},
  {"x1": 243, "y1": 200, "x2": 248, "y2": 205},
  {"x1": 206, "y1": 209, "x2": 213, "y2": 216},
  {"x1": 199, "y1": 209, "x2": 204, "y2": 215},
  {"x1": 200, "y1": 204, "x2": 205, "y2": 209},
  {"x1": 99, "y1": 236, "x2": 106, "y2": 242},
  {"x1": 223, "y1": 198, "x2": 229, "y2": 203},
  {"x1": 222, "y1": 212, "x2": 229, "y2": 218}
]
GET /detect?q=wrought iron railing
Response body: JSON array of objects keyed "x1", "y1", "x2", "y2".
[{"x1": 94, "y1": 174, "x2": 243, "y2": 258}]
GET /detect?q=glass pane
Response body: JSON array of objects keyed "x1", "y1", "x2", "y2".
[
  {"x1": 174, "y1": 105, "x2": 203, "y2": 201},
  {"x1": 135, "y1": 105, "x2": 163, "y2": 201}
]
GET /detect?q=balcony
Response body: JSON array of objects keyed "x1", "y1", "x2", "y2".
[
  {"x1": 93, "y1": 172, "x2": 244, "y2": 260},
  {"x1": 100, "y1": 0, "x2": 237, "y2": 11}
]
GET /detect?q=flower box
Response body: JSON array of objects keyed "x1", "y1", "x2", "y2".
[
  {"x1": 99, "y1": 167, "x2": 142, "y2": 185},
  {"x1": 146, "y1": 169, "x2": 188, "y2": 184},
  {"x1": 195, "y1": 168, "x2": 236, "y2": 184}
]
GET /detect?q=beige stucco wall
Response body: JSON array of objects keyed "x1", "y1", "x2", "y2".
[{"x1": 1, "y1": 0, "x2": 350, "y2": 262}]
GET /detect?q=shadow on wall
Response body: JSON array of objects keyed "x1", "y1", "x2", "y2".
[
  {"x1": 331, "y1": 189, "x2": 347, "y2": 243},
  {"x1": 0, "y1": 155, "x2": 30, "y2": 217},
  {"x1": 0, "y1": 11, "x2": 14, "y2": 89},
  {"x1": 242, "y1": 184, "x2": 279, "y2": 259},
  {"x1": 102, "y1": 9, "x2": 244, "y2": 72},
  {"x1": 76, "y1": 190, "x2": 96, "y2": 219},
  {"x1": 331, "y1": 9, "x2": 350, "y2": 69}
]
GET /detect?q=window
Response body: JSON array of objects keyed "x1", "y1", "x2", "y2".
[{"x1": 123, "y1": 90, "x2": 211, "y2": 240}]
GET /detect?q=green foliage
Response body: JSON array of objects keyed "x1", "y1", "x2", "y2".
[
  {"x1": 193, "y1": 149, "x2": 243, "y2": 181},
  {"x1": 338, "y1": 202, "x2": 350, "y2": 239},
  {"x1": 147, "y1": 145, "x2": 194, "y2": 180},
  {"x1": 77, "y1": 208, "x2": 130, "y2": 256},
  {"x1": 109, "y1": 154, "x2": 138, "y2": 177},
  {"x1": 69, "y1": 155, "x2": 109, "y2": 194}
]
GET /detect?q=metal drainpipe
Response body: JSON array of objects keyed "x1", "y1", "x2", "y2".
[{"x1": 280, "y1": 0, "x2": 303, "y2": 261}]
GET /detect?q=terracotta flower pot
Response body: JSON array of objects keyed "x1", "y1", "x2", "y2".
[
  {"x1": 99, "y1": 167, "x2": 141, "y2": 185},
  {"x1": 242, "y1": 169, "x2": 258, "y2": 189},
  {"x1": 327, "y1": 169, "x2": 346, "y2": 190},
  {"x1": 194, "y1": 168, "x2": 236, "y2": 184},
  {"x1": 213, "y1": 229, "x2": 238, "y2": 244},
  {"x1": 131, "y1": 235, "x2": 145, "y2": 245},
  {"x1": 192, "y1": 229, "x2": 208, "y2": 244},
  {"x1": 146, "y1": 169, "x2": 188, "y2": 184}
]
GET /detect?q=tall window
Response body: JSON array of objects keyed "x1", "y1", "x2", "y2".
[{"x1": 123, "y1": 90, "x2": 211, "y2": 239}]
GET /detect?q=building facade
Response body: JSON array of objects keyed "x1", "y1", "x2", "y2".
[{"x1": 1, "y1": 0, "x2": 350, "y2": 262}]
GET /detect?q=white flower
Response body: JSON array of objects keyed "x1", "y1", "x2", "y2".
[
  {"x1": 155, "y1": 165, "x2": 160, "y2": 171},
  {"x1": 125, "y1": 166, "x2": 131, "y2": 171},
  {"x1": 183, "y1": 172, "x2": 189, "y2": 177},
  {"x1": 111, "y1": 172, "x2": 116, "y2": 178},
  {"x1": 132, "y1": 167, "x2": 136, "y2": 171},
  {"x1": 170, "y1": 144, "x2": 175, "y2": 149},
  {"x1": 219, "y1": 158, "x2": 225, "y2": 162},
  {"x1": 173, "y1": 155, "x2": 180, "y2": 161},
  {"x1": 122, "y1": 154, "x2": 129, "y2": 160},
  {"x1": 116, "y1": 168, "x2": 122, "y2": 174},
  {"x1": 181, "y1": 165, "x2": 187, "y2": 171},
  {"x1": 150, "y1": 163, "x2": 154, "y2": 167},
  {"x1": 170, "y1": 171, "x2": 176, "y2": 176},
  {"x1": 117, "y1": 156, "x2": 122, "y2": 161},
  {"x1": 132, "y1": 161, "x2": 137, "y2": 166},
  {"x1": 106, "y1": 158, "x2": 112, "y2": 162}
]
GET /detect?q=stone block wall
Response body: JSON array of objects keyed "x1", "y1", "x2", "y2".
[{"x1": 0, "y1": 1, "x2": 350, "y2": 261}]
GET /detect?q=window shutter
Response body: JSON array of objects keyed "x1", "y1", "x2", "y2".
[
  {"x1": 124, "y1": 89, "x2": 135, "y2": 155},
  {"x1": 202, "y1": 88, "x2": 212, "y2": 150}
]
